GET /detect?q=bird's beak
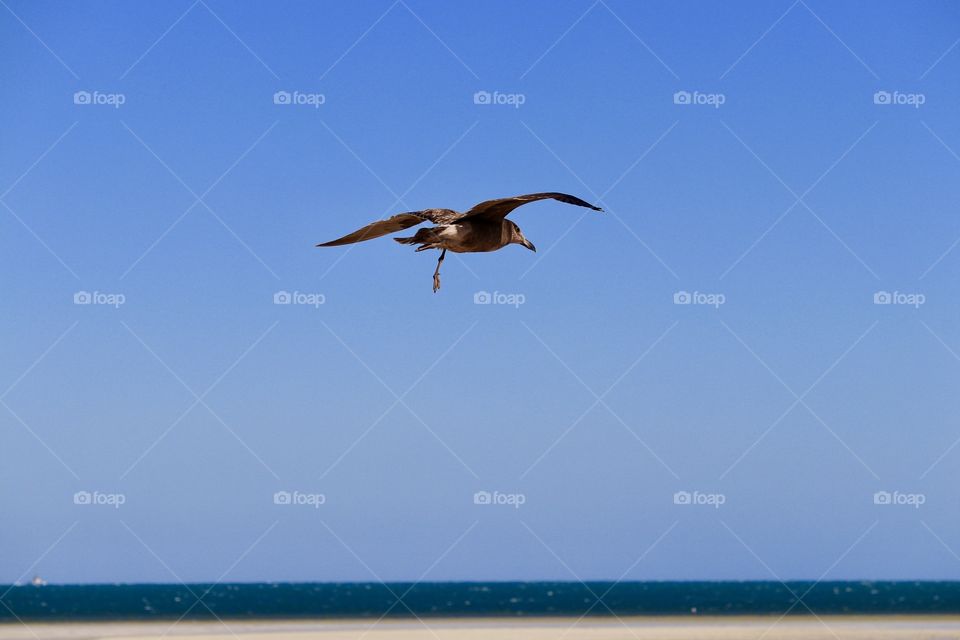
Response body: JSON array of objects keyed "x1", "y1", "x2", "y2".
[{"x1": 521, "y1": 238, "x2": 536, "y2": 252}]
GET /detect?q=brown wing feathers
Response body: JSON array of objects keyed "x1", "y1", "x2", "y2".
[
  {"x1": 315, "y1": 212, "x2": 429, "y2": 247},
  {"x1": 461, "y1": 192, "x2": 602, "y2": 220}
]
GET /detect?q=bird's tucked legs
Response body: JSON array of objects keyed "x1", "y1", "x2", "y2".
[{"x1": 432, "y1": 249, "x2": 446, "y2": 293}]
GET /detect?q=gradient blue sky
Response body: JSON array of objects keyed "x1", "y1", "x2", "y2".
[{"x1": 1, "y1": 0, "x2": 960, "y2": 585}]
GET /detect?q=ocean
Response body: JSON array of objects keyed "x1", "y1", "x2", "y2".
[{"x1": 1, "y1": 582, "x2": 959, "y2": 620}]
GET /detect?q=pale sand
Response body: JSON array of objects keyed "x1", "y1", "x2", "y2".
[{"x1": 3, "y1": 617, "x2": 960, "y2": 640}]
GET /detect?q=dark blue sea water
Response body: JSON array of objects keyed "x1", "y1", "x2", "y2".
[{"x1": 1, "y1": 582, "x2": 959, "y2": 620}]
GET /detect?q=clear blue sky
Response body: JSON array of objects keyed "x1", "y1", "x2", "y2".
[{"x1": 1, "y1": 0, "x2": 959, "y2": 585}]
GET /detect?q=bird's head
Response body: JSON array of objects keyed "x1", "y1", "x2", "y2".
[{"x1": 508, "y1": 221, "x2": 536, "y2": 252}]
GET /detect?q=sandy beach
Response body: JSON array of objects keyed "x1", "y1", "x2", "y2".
[{"x1": 3, "y1": 617, "x2": 960, "y2": 640}]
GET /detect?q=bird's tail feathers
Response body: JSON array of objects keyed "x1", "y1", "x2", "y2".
[{"x1": 395, "y1": 228, "x2": 441, "y2": 251}]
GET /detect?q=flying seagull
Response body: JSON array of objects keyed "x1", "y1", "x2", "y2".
[{"x1": 317, "y1": 192, "x2": 602, "y2": 292}]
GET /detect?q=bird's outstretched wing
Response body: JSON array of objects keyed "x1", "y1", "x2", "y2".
[
  {"x1": 459, "y1": 192, "x2": 602, "y2": 221},
  {"x1": 316, "y1": 209, "x2": 458, "y2": 247}
]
